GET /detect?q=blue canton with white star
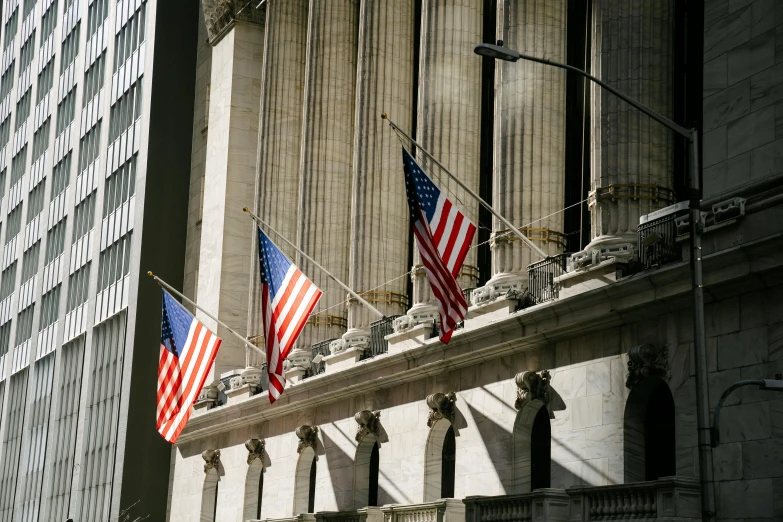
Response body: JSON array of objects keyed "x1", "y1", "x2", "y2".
[
  {"x1": 258, "y1": 228, "x2": 294, "y2": 298},
  {"x1": 403, "y1": 148, "x2": 441, "y2": 223},
  {"x1": 161, "y1": 290, "x2": 195, "y2": 357}
]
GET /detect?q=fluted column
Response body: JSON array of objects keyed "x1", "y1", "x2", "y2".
[
  {"x1": 246, "y1": 0, "x2": 308, "y2": 367},
  {"x1": 586, "y1": 0, "x2": 674, "y2": 251},
  {"x1": 408, "y1": 0, "x2": 483, "y2": 323},
  {"x1": 344, "y1": 0, "x2": 415, "y2": 345},
  {"x1": 491, "y1": 0, "x2": 567, "y2": 287},
  {"x1": 295, "y1": 0, "x2": 358, "y2": 350}
]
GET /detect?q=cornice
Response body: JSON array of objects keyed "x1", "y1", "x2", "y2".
[
  {"x1": 202, "y1": 0, "x2": 264, "y2": 46},
  {"x1": 176, "y1": 232, "x2": 783, "y2": 444}
]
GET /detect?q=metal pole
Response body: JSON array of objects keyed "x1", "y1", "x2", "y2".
[
  {"x1": 147, "y1": 271, "x2": 267, "y2": 359},
  {"x1": 243, "y1": 208, "x2": 385, "y2": 319},
  {"x1": 710, "y1": 380, "x2": 766, "y2": 447},
  {"x1": 475, "y1": 42, "x2": 714, "y2": 521},
  {"x1": 381, "y1": 113, "x2": 548, "y2": 259},
  {"x1": 688, "y1": 129, "x2": 716, "y2": 522}
]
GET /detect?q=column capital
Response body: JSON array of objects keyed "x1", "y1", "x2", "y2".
[{"x1": 202, "y1": 0, "x2": 264, "y2": 45}]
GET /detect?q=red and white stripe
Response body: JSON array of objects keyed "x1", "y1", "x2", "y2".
[
  {"x1": 429, "y1": 194, "x2": 477, "y2": 277},
  {"x1": 156, "y1": 320, "x2": 221, "y2": 443},
  {"x1": 263, "y1": 264, "x2": 322, "y2": 402},
  {"x1": 413, "y1": 211, "x2": 469, "y2": 344}
]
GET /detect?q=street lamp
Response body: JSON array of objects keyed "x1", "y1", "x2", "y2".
[
  {"x1": 711, "y1": 375, "x2": 783, "y2": 447},
  {"x1": 475, "y1": 41, "x2": 713, "y2": 520}
]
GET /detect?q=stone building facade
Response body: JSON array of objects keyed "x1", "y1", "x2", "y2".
[{"x1": 168, "y1": 1, "x2": 783, "y2": 522}]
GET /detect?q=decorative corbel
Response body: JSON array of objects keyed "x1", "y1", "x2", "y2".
[
  {"x1": 202, "y1": 449, "x2": 221, "y2": 474},
  {"x1": 426, "y1": 392, "x2": 457, "y2": 428},
  {"x1": 515, "y1": 370, "x2": 552, "y2": 410},
  {"x1": 245, "y1": 438, "x2": 266, "y2": 467},
  {"x1": 354, "y1": 410, "x2": 382, "y2": 446},
  {"x1": 626, "y1": 344, "x2": 670, "y2": 389},
  {"x1": 295, "y1": 425, "x2": 319, "y2": 459}
]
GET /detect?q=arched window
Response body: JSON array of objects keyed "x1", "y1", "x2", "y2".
[
  {"x1": 530, "y1": 406, "x2": 551, "y2": 489},
  {"x1": 294, "y1": 447, "x2": 317, "y2": 514},
  {"x1": 441, "y1": 426, "x2": 456, "y2": 498},
  {"x1": 424, "y1": 420, "x2": 456, "y2": 501},
  {"x1": 201, "y1": 469, "x2": 219, "y2": 522},
  {"x1": 354, "y1": 435, "x2": 380, "y2": 508},
  {"x1": 308, "y1": 457, "x2": 317, "y2": 513},
  {"x1": 624, "y1": 378, "x2": 676, "y2": 482},
  {"x1": 243, "y1": 460, "x2": 264, "y2": 520},
  {"x1": 513, "y1": 401, "x2": 551, "y2": 493}
]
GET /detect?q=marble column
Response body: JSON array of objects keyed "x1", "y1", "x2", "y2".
[
  {"x1": 295, "y1": 0, "x2": 358, "y2": 351},
  {"x1": 246, "y1": 0, "x2": 308, "y2": 367},
  {"x1": 490, "y1": 0, "x2": 567, "y2": 289},
  {"x1": 343, "y1": 0, "x2": 415, "y2": 347},
  {"x1": 197, "y1": 17, "x2": 265, "y2": 380},
  {"x1": 586, "y1": 0, "x2": 674, "y2": 252},
  {"x1": 407, "y1": 0, "x2": 483, "y2": 324}
]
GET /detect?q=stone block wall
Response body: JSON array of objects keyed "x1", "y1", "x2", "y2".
[
  {"x1": 167, "y1": 266, "x2": 783, "y2": 521},
  {"x1": 702, "y1": 0, "x2": 783, "y2": 201}
]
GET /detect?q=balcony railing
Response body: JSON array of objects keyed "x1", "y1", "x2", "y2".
[
  {"x1": 465, "y1": 489, "x2": 570, "y2": 522},
  {"x1": 311, "y1": 338, "x2": 336, "y2": 376},
  {"x1": 568, "y1": 476, "x2": 700, "y2": 521},
  {"x1": 361, "y1": 315, "x2": 400, "y2": 360},
  {"x1": 315, "y1": 507, "x2": 382, "y2": 522},
  {"x1": 527, "y1": 253, "x2": 569, "y2": 305},
  {"x1": 638, "y1": 214, "x2": 681, "y2": 270},
  {"x1": 381, "y1": 499, "x2": 465, "y2": 522}
]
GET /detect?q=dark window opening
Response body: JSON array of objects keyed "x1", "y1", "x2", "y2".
[
  {"x1": 441, "y1": 426, "x2": 456, "y2": 498},
  {"x1": 368, "y1": 441, "x2": 380, "y2": 506},
  {"x1": 212, "y1": 481, "x2": 219, "y2": 521},
  {"x1": 530, "y1": 406, "x2": 552, "y2": 490},
  {"x1": 308, "y1": 457, "x2": 317, "y2": 513},
  {"x1": 644, "y1": 381, "x2": 676, "y2": 480},
  {"x1": 256, "y1": 470, "x2": 264, "y2": 519}
]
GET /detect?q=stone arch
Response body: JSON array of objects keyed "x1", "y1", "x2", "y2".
[
  {"x1": 513, "y1": 399, "x2": 550, "y2": 494},
  {"x1": 354, "y1": 433, "x2": 380, "y2": 508},
  {"x1": 423, "y1": 418, "x2": 456, "y2": 501},
  {"x1": 243, "y1": 459, "x2": 264, "y2": 520},
  {"x1": 200, "y1": 468, "x2": 219, "y2": 522},
  {"x1": 624, "y1": 377, "x2": 676, "y2": 483},
  {"x1": 293, "y1": 446, "x2": 317, "y2": 514}
]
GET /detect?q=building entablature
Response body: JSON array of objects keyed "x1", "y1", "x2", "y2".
[{"x1": 178, "y1": 205, "x2": 783, "y2": 444}]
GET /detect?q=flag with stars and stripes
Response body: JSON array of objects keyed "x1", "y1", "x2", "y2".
[
  {"x1": 157, "y1": 289, "x2": 222, "y2": 443},
  {"x1": 402, "y1": 148, "x2": 476, "y2": 344},
  {"x1": 258, "y1": 227, "x2": 322, "y2": 403}
]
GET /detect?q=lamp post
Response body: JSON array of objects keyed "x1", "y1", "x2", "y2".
[
  {"x1": 711, "y1": 376, "x2": 783, "y2": 447},
  {"x1": 475, "y1": 42, "x2": 714, "y2": 521}
]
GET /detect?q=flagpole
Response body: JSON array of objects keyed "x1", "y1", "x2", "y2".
[
  {"x1": 147, "y1": 271, "x2": 267, "y2": 360},
  {"x1": 242, "y1": 208, "x2": 386, "y2": 319},
  {"x1": 381, "y1": 113, "x2": 548, "y2": 259}
]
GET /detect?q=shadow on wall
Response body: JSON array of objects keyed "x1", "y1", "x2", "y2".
[{"x1": 319, "y1": 429, "x2": 401, "y2": 513}]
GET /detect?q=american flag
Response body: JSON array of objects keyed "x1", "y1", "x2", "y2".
[
  {"x1": 258, "y1": 228, "x2": 322, "y2": 403},
  {"x1": 157, "y1": 289, "x2": 222, "y2": 443},
  {"x1": 402, "y1": 148, "x2": 476, "y2": 343}
]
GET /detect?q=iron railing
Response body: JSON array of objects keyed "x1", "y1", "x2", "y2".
[
  {"x1": 638, "y1": 213, "x2": 681, "y2": 270},
  {"x1": 527, "y1": 253, "x2": 569, "y2": 304},
  {"x1": 310, "y1": 338, "x2": 336, "y2": 376},
  {"x1": 362, "y1": 315, "x2": 400, "y2": 360}
]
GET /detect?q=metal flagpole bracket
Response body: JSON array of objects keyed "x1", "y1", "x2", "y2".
[
  {"x1": 381, "y1": 113, "x2": 548, "y2": 260},
  {"x1": 242, "y1": 208, "x2": 385, "y2": 319},
  {"x1": 147, "y1": 271, "x2": 266, "y2": 359}
]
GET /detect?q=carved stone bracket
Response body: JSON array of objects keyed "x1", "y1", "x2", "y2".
[
  {"x1": 426, "y1": 392, "x2": 457, "y2": 428},
  {"x1": 626, "y1": 344, "x2": 670, "y2": 389},
  {"x1": 295, "y1": 425, "x2": 319, "y2": 459},
  {"x1": 515, "y1": 370, "x2": 552, "y2": 410},
  {"x1": 201, "y1": 0, "x2": 265, "y2": 45},
  {"x1": 202, "y1": 449, "x2": 221, "y2": 474},
  {"x1": 355, "y1": 410, "x2": 382, "y2": 446},
  {"x1": 245, "y1": 438, "x2": 266, "y2": 467}
]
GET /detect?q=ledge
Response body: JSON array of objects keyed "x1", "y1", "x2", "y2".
[{"x1": 177, "y1": 230, "x2": 783, "y2": 444}]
